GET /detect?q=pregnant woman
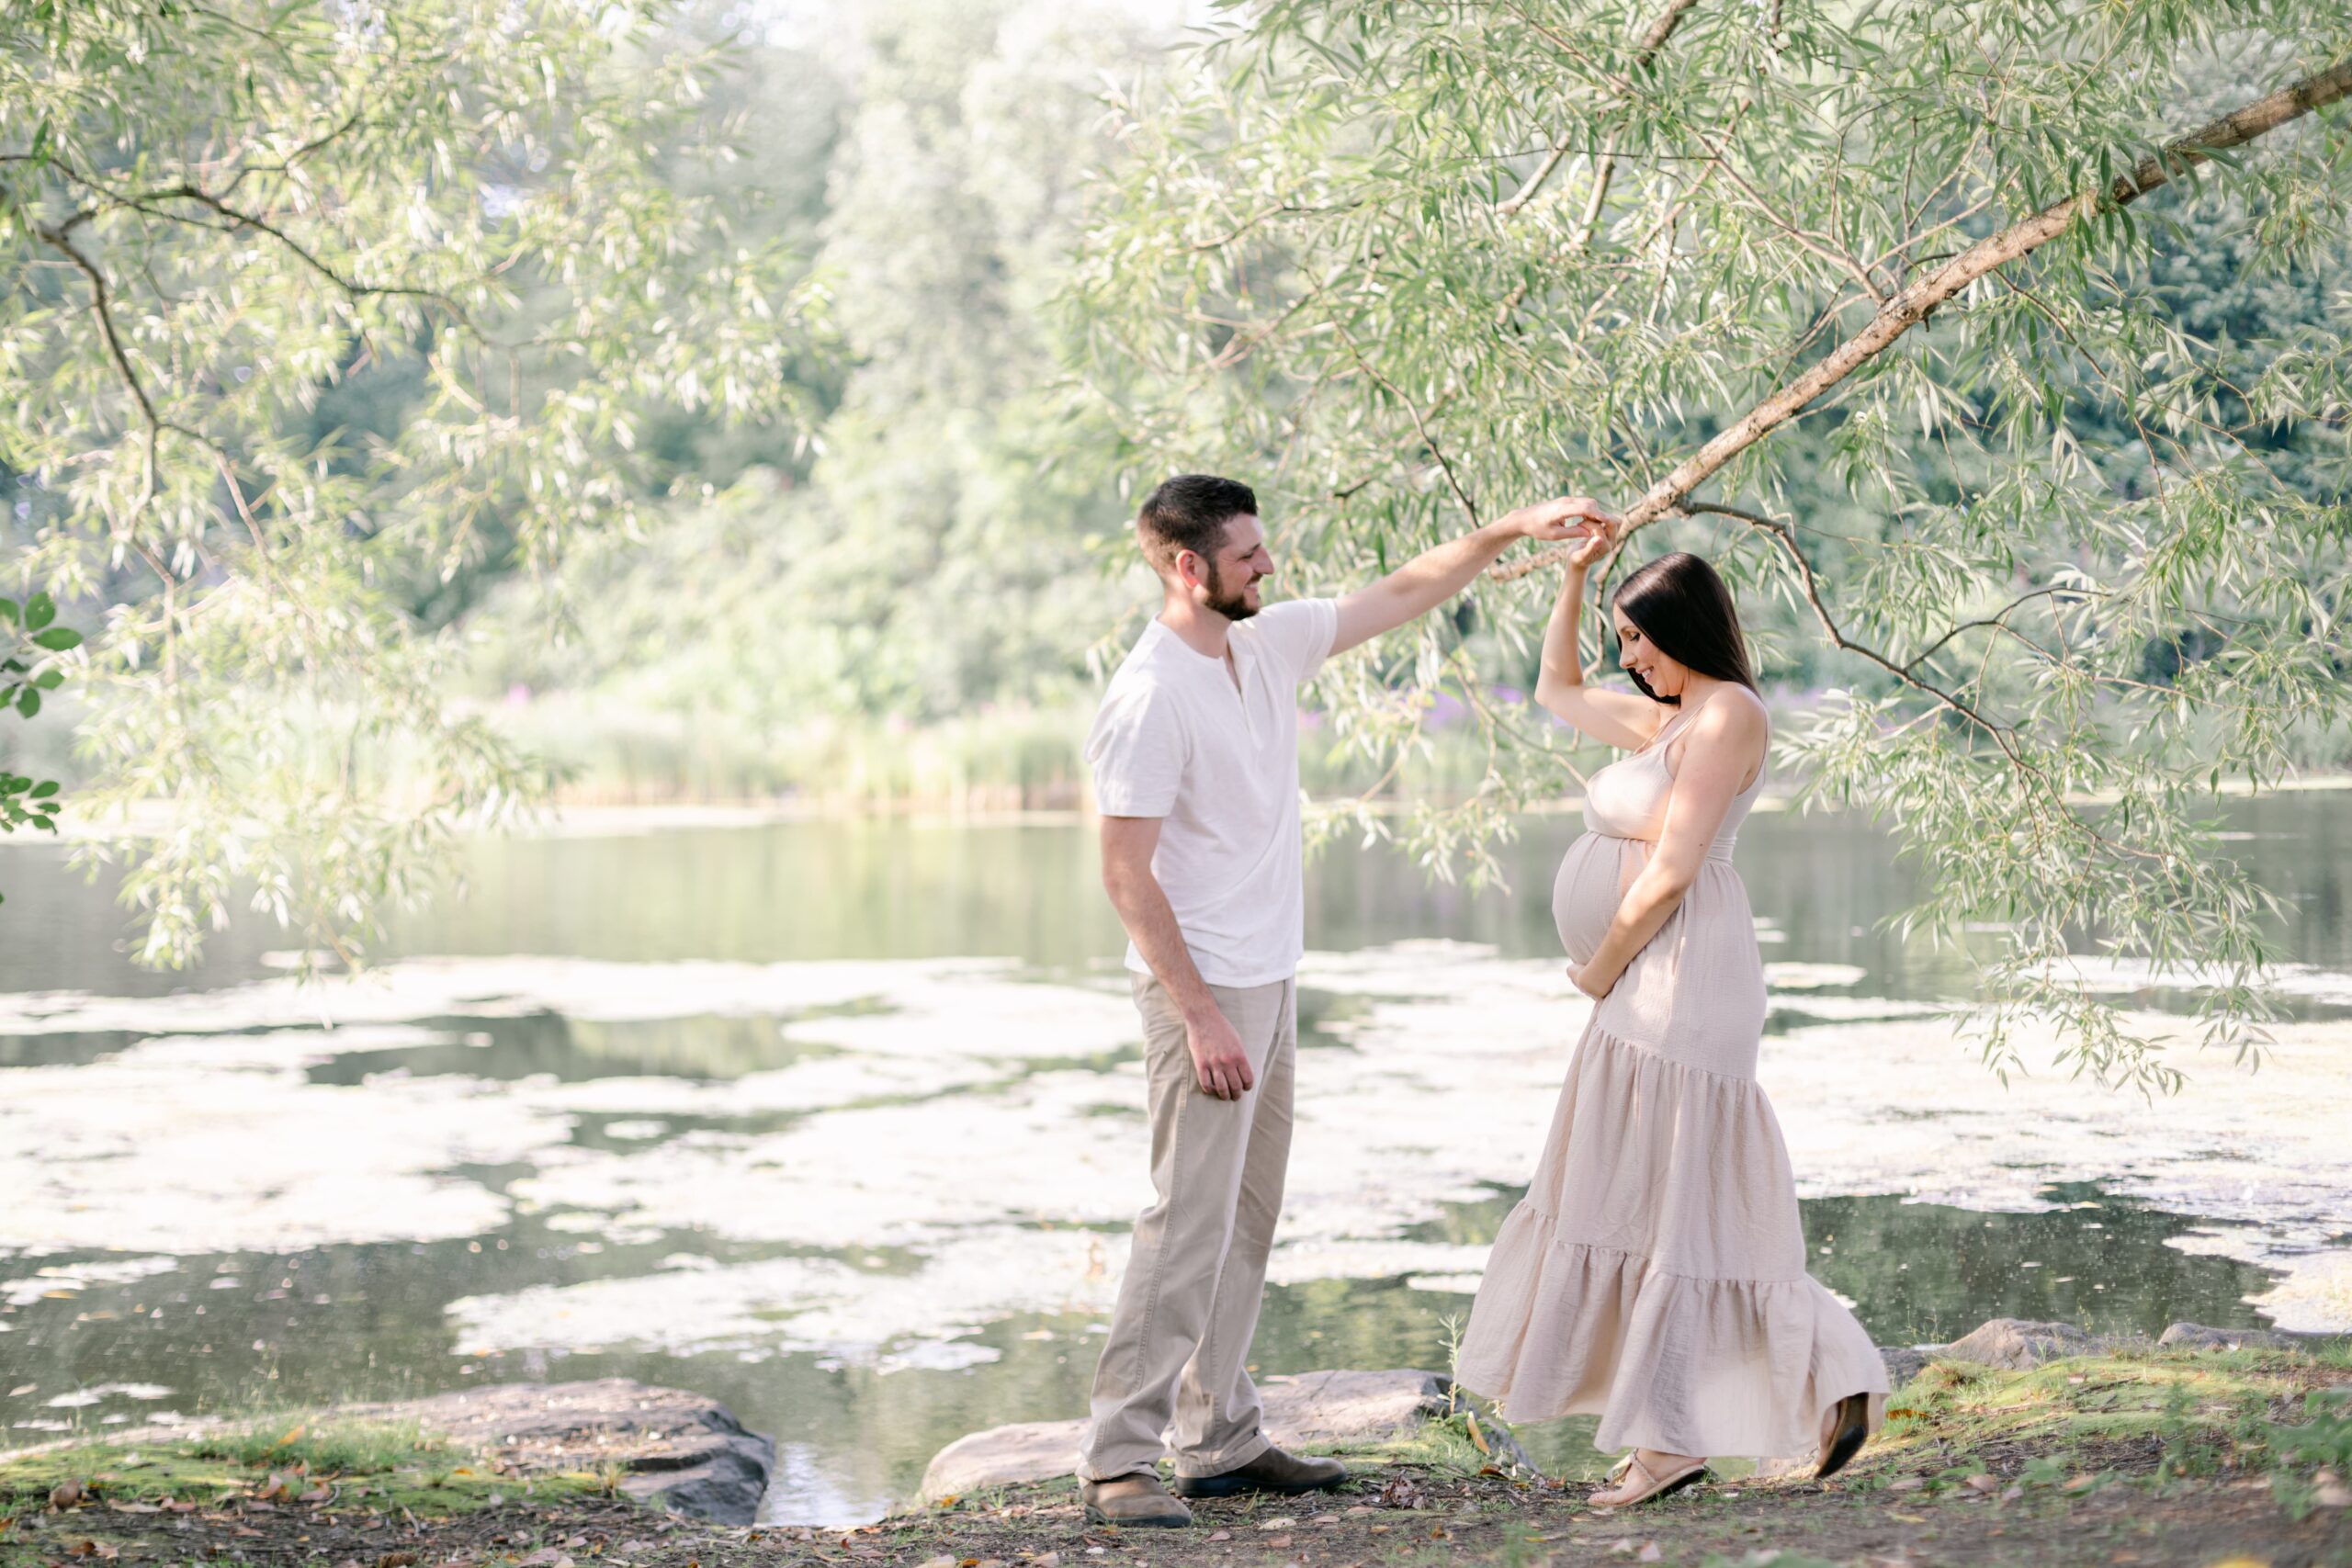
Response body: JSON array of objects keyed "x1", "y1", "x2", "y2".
[{"x1": 1454, "y1": 517, "x2": 1887, "y2": 1507}]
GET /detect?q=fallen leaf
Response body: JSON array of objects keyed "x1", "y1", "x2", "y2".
[
  {"x1": 1341, "y1": 1506, "x2": 1375, "y2": 1517},
  {"x1": 1205, "y1": 1532, "x2": 1232, "y2": 1542},
  {"x1": 912, "y1": 1558, "x2": 956, "y2": 1568},
  {"x1": 2315, "y1": 1477, "x2": 2352, "y2": 1509},
  {"x1": 1259, "y1": 1517, "x2": 1297, "y2": 1529},
  {"x1": 2064, "y1": 1473, "x2": 2098, "y2": 1494},
  {"x1": 1262, "y1": 1536, "x2": 1293, "y2": 1550},
  {"x1": 1999, "y1": 1484, "x2": 2023, "y2": 1503},
  {"x1": 1031, "y1": 1553, "x2": 1062, "y2": 1568},
  {"x1": 300, "y1": 1485, "x2": 334, "y2": 1504},
  {"x1": 1963, "y1": 1473, "x2": 1999, "y2": 1493},
  {"x1": 374, "y1": 1553, "x2": 419, "y2": 1568},
  {"x1": 1888, "y1": 1510, "x2": 1928, "y2": 1523},
  {"x1": 1888, "y1": 1476, "x2": 1926, "y2": 1492},
  {"x1": 1637, "y1": 1544, "x2": 1661, "y2": 1564},
  {"x1": 1312, "y1": 1513, "x2": 1340, "y2": 1526},
  {"x1": 49, "y1": 1479, "x2": 86, "y2": 1509},
  {"x1": 276, "y1": 1425, "x2": 306, "y2": 1447}
]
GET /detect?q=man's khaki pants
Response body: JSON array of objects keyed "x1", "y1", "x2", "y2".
[{"x1": 1075, "y1": 973, "x2": 1296, "y2": 1483}]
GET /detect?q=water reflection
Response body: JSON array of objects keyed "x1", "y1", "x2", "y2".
[{"x1": 0, "y1": 790, "x2": 2345, "y2": 1526}]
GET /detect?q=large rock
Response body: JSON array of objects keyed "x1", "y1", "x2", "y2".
[
  {"x1": 338, "y1": 1379, "x2": 773, "y2": 1524},
  {"x1": 2158, "y1": 1321, "x2": 2332, "y2": 1352},
  {"x1": 1878, "y1": 1345, "x2": 1931, "y2": 1386},
  {"x1": 1938, "y1": 1317, "x2": 2125, "y2": 1370},
  {"x1": 920, "y1": 1369, "x2": 1451, "y2": 1502}
]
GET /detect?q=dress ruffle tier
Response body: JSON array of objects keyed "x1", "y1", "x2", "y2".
[{"x1": 1455, "y1": 1022, "x2": 1889, "y2": 1460}]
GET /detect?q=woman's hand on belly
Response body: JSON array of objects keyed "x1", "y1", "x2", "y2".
[{"x1": 1566, "y1": 960, "x2": 1615, "y2": 1000}]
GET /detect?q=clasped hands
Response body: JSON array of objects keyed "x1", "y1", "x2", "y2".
[{"x1": 1502, "y1": 496, "x2": 1622, "y2": 564}]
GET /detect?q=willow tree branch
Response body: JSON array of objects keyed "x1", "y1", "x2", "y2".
[
  {"x1": 1496, "y1": 0, "x2": 1700, "y2": 218},
  {"x1": 1494, "y1": 55, "x2": 2352, "y2": 581},
  {"x1": 158, "y1": 183, "x2": 481, "y2": 331},
  {"x1": 1679, "y1": 501, "x2": 2015, "y2": 746},
  {"x1": 1339, "y1": 329, "x2": 1481, "y2": 525},
  {"x1": 26, "y1": 215, "x2": 176, "y2": 547},
  {"x1": 1682, "y1": 502, "x2": 2177, "y2": 874},
  {"x1": 30, "y1": 221, "x2": 159, "y2": 432},
  {"x1": 1903, "y1": 584, "x2": 2077, "y2": 671}
]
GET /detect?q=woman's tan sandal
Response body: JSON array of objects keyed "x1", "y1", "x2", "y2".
[
  {"x1": 1591, "y1": 1451, "x2": 1710, "y2": 1508},
  {"x1": 1815, "y1": 1393, "x2": 1871, "y2": 1480}
]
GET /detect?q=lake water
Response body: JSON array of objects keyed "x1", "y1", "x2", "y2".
[{"x1": 2, "y1": 791, "x2": 2347, "y2": 1521}]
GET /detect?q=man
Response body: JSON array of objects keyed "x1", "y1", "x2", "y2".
[{"x1": 1077, "y1": 473, "x2": 1611, "y2": 1527}]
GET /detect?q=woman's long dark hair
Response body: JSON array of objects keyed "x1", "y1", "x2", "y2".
[{"x1": 1611, "y1": 552, "x2": 1758, "y2": 705}]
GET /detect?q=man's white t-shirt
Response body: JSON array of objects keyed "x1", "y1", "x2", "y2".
[{"x1": 1085, "y1": 599, "x2": 1340, "y2": 988}]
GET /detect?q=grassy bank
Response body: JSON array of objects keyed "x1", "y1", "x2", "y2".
[
  {"x1": 0, "y1": 1414, "x2": 613, "y2": 1565},
  {"x1": 7, "y1": 1344, "x2": 2349, "y2": 1566},
  {"x1": 481, "y1": 693, "x2": 2352, "y2": 816},
  {"x1": 483, "y1": 696, "x2": 1516, "y2": 813}
]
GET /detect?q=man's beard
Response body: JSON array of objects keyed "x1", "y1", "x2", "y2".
[{"x1": 1204, "y1": 561, "x2": 1261, "y2": 621}]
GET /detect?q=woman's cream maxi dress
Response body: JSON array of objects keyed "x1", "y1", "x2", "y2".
[{"x1": 1454, "y1": 696, "x2": 1887, "y2": 1461}]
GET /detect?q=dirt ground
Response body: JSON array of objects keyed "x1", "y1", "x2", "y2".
[{"x1": 6, "y1": 1445, "x2": 2352, "y2": 1568}]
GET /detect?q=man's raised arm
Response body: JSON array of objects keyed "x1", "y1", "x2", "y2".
[{"x1": 1329, "y1": 497, "x2": 1616, "y2": 657}]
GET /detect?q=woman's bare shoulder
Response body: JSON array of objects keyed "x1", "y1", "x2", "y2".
[
  {"x1": 1698, "y1": 683, "x2": 1770, "y2": 735},
  {"x1": 1667, "y1": 684, "x2": 1769, "y2": 778}
]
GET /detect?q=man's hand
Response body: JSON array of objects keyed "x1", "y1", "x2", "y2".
[
  {"x1": 1185, "y1": 1003, "x2": 1256, "y2": 1100},
  {"x1": 1505, "y1": 495, "x2": 1619, "y2": 548},
  {"x1": 1332, "y1": 494, "x2": 1622, "y2": 658}
]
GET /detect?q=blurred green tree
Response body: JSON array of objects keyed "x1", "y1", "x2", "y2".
[
  {"x1": 478, "y1": 0, "x2": 1159, "y2": 738},
  {"x1": 0, "y1": 1, "x2": 832, "y2": 964},
  {"x1": 1067, "y1": 3, "x2": 2352, "y2": 1089}
]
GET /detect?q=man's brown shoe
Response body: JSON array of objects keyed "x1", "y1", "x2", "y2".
[
  {"x1": 1170, "y1": 1445, "x2": 1347, "y2": 1498},
  {"x1": 1080, "y1": 1472, "x2": 1193, "y2": 1528}
]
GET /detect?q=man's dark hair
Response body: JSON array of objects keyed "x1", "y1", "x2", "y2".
[
  {"x1": 1136, "y1": 474, "x2": 1256, "y2": 572},
  {"x1": 1611, "y1": 551, "x2": 1759, "y2": 704}
]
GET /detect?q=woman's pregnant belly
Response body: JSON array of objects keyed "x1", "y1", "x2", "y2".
[{"x1": 1552, "y1": 831, "x2": 1645, "y2": 966}]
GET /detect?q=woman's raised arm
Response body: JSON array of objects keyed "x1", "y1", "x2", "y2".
[{"x1": 1530, "y1": 528, "x2": 1665, "y2": 750}]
